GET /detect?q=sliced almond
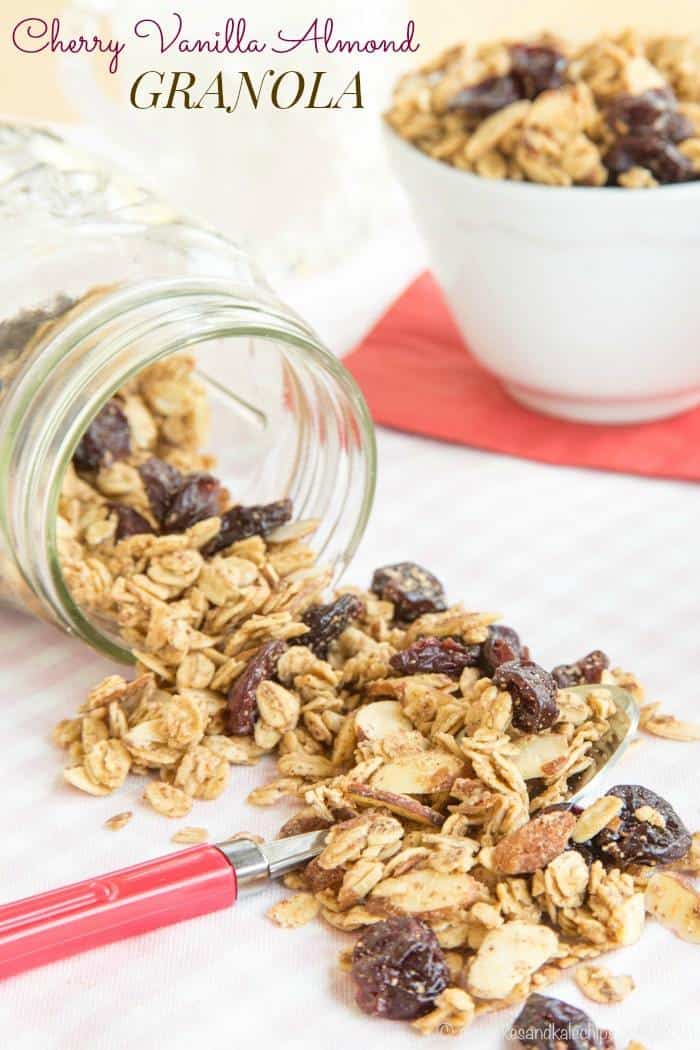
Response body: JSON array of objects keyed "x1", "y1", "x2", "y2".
[
  {"x1": 466, "y1": 921, "x2": 558, "y2": 1000},
  {"x1": 613, "y1": 893, "x2": 646, "y2": 946},
  {"x1": 369, "y1": 869, "x2": 485, "y2": 918},
  {"x1": 370, "y1": 750, "x2": 464, "y2": 795},
  {"x1": 492, "y1": 811, "x2": 576, "y2": 875},
  {"x1": 267, "y1": 892, "x2": 319, "y2": 929},
  {"x1": 572, "y1": 795, "x2": 623, "y2": 843},
  {"x1": 346, "y1": 782, "x2": 444, "y2": 828},
  {"x1": 355, "y1": 701, "x2": 412, "y2": 741},
  {"x1": 645, "y1": 872, "x2": 700, "y2": 944},
  {"x1": 511, "y1": 733, "x2": 570, "y2": 780},
  {"x1": 643, "y1": 713, "x2": 700, "y2": 741}
]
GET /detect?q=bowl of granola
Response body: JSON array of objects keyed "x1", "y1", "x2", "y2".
[{"x1": 384, "y1": 31, "x2": 700, "y2": 423}]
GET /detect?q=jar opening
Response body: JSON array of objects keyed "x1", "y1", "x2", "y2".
[{"x1": 4, "y1": 280, "x2": 375, "y2": 660}]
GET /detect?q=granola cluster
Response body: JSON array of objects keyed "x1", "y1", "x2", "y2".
[
  {"x1": 385, "y1": 31, "x2": 700, "y2": 187},
  {"x1": 53, "y1": 355, "x2": 700, "y2": 1040}
]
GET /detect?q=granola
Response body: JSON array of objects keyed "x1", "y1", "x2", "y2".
[
  {"x1": 386, "y1": 31, "x2": 700, "y2": 187},
  {"x1": 574, "y1": 962, "x2": 635, "y2": 1003},
  {"x1": 104, "y1": 811, "x2": 132, "y2": 832},
  {"x1": 52, "y1": 355, "x2": 698, "y2": 1038}
]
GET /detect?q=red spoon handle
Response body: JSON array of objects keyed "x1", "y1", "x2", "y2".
[{"x1": 0, "y1": 845, "x2": 237, "y2": 980}]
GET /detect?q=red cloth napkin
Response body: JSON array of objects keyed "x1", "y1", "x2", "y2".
[{"x1": 343, "y1": 273, "x2": 700, "y2": 482}]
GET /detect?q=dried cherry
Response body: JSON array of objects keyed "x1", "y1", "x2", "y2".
[
  {"x1": 73, "y1": 400, "x2": 130, "y2": 472},
  {"x1": 493, "y1": 660, "x2": 559, "y2": 733},
  {"x1": 481, "y1": 624, "x2": 527, "y2": 676},
  {"x1": 587, "y1": 784, "x2": 691, "y2": 869},
  {"x1": 162, "y1": 472, "x2": 221, "y2": 533},
  {"x1": 510, "y1": 44, "x2": 567, "y2": 98},
  {"x1": 110, "y1": 503, "x2": 154, "y2": 541},
  {"x1": 390, "y1": 636, "x2": 480, "y2": 678},
  {"x1": 226, "y1": 640, "x2": 287, "y2": 735},
  {"x1": 447, "y1": 45, "x2": 566, "y2": 116},
  {"x1": 511, "y1": 994, "x2": 611, "y2": 1049},
  {"x1": 370, "y1": 562, "x2": 446, "y2": 623},
  {"x1": 202, "y1": 498, "x2": 293, "y2": 557},
  {"x1": 299, "y1": 594, "x2": 364, "y2": 658},
  {"x1": 551, "y1": 650, "x2": 610, "y2": 688},
  {"x1": 351, "y1": 916, "x2": 449, "y2": 1020},
  {"x1": 448, "y1": 74, "x2": 521, "y2": 116},
  {"x1": 605, "y1": 87, "x2": 692, "y2": 142},
  {"x1": 138, "y1": 457, "x2": 183, "y2": 524},
  {"x1": 605, "y1": 132, "x2": 694, "y2": 184}
]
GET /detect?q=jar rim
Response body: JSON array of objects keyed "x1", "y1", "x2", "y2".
[{"x1": 3, "y1": 278, "x2": 376, "y2": 660}]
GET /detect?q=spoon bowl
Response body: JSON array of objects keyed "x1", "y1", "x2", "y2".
[{"x1": 565, "y1": 684, "x2": 640, "y2": 804}]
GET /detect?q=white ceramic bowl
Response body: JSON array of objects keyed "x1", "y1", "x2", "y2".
[{"x1": 385, "y1": 126, "x2": 700, "y2": 423}]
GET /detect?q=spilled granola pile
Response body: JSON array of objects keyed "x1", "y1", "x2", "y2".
[
  {"x1": 53, "y1": 355, "x2": 699, "y2": 1043},
  {"x1": 385, "y1": 30, "x2": 700, "y2": 187}
]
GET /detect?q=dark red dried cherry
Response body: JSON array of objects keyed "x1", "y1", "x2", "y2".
[
  {"x1": 447, "y1": 74, "x2": 521, "y2": 116},
  {"x1": 587, "y1": 784, "x2": 691, "y2": 869},
  {"x1": 226, "y1": 640, "x2": 287, "y2": 735},
  {"x1": 162, "y1": 472, "x2": 221, "y2": 533},
  {"x1": 298, "y1": 594, "x2": 364, "y2": 659},
  {"x1": 510, "y1": 44, "x2": 567, "y2": 98},
  {"x1": 511, "y1": 993, "x2": 611, "y2": 1049},
  {"x1": 138, "y1": 457, "x2": 183, "y2": 524},
  {"x1": 391, "y1": 636, "x2": 480, "y2": 678},
  {"x1": 351, "y1": 916, "x2": 449, "y2": 1020},
  {"x1": 73, "y1": 400, "x2": 130, "y2": 472},
  {"x1": 605, "y1": 132, "x2": 694, "y2": 184},
  {"x1": 551, "y1": 650, "x2": 610, "y2": 688},
  {"x1": 370, "y1": 562, "x2": 446, "y2": 623},
  {"x1": 481, "y1": 624, "x2": 528, "y2": 676},
  {"x1": 605, "y1": 87, "x2": 692, "y2": 142},
  {"x1": 110, "y1": 504, "x2": 154, "y2": 541},
  {"x1": 493, "y1": 660, "x2": 559, "y2": 733},
  {"x1": 202, "y1": 498, "x2": 293, "y2": 557}
]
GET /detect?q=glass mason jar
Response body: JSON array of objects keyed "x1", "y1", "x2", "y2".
[{"x1": 0, "y1": 123, "x2": 376, "y2": 662}]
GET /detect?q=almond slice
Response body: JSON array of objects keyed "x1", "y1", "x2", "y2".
[
  {"x1": 355, "y1": 700, "x2": 412, "y2": 741},
  {"x1": 645, "y1": 872, "x2": 700, "y2": 944},
  {"x1": 370, "y1": 750, "x2": 464, "y2": 795},
  {"x1": 466, "y1": 921, "x2": 558, "y2": 1000},
  {"x1": 572, "y1": 795, "x2": 623, "y2": 843},
  {"x1": 346, "y1": 782, "x2": 444, "y2": 828},
  {"x1": 643, "y1": 713, "x2": 700, "y2": 741},
  {"x1": 511, "y1": 733, "x2": 570, "y2": 780},
  {"x1": 369, "y1": 869, "x2": 485, "y2": 917}
]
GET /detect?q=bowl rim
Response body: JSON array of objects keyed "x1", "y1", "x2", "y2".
[{"x1": 382, "y1": 120, "x2": 700, "y2": 202}]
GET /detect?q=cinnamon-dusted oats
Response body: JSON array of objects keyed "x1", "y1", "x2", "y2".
[
  {"x1": 143, "y1": 782, "x2": 192, "y2": 818},
  {"x1": 104, "y1": 811, "x2": 133, "y2": 831},
  {"x1": 267, "y1": 892, "x2": 320, "y2": 929},
  {"x1": 386, "y1": 30, "x2": 700, "y2": 186},
  {"x1": 84, "y1": 739, "x2": 131, "y2": 791},
  {"x1": 174, "y1": 745, "x2": 230, "y2": 800},
  {"x1": 639, "y1": 702, "x2": 700, "y2": 741},
  {"x1": 574, "y1": 962, "x2": 635, "y2": 1003},
  {"x1": 171, "y1": 826, "x2": 208, "y2": 845},
  {"x1": 645, "y1": 871, "x2": 700, "y2": 943}
]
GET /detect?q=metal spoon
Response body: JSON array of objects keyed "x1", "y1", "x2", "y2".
[{"x1": 563, "y1": 683, "x2": 640, "y2": 804}]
